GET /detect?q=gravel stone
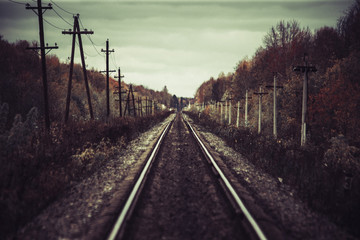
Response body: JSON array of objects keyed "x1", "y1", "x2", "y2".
[{"x1": 184, "y1": 115, "x2": 355, "y2": 240}]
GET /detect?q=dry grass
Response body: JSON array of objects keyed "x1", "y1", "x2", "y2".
[{"x1": 0, "y1": 107, "x2": 172, "y2": 239}]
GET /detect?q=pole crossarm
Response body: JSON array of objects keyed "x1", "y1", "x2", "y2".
[
  {"x1": 26, "y1": 2, "x2": 52, "y2": 15},
  {"x1": 62, "y1": 30, "x2": 94, "y2": 34},
  {"x1": 293, "y1": 66, "x2": 317, "y2": 72},
  {"x1": 266, "y1": 85, "x2": 283, "y2": 89},
  {"x1": 253, "y1": 92, "x2": 268, "y2": 96},
  {"x1": 26, "y1": 45, "x2": 58, "y2": 50},
  {"x1": 101, "y1": 49, "x2": 115, "y2": 54},
  {"x1": 27, "y1": 45, "x2": 58, "y2": 55},
  {"x1": 113, "y1": 91, "x2": 127, "y2": 94}
]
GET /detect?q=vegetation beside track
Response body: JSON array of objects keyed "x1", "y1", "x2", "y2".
[
  {"x1": 185, "y1": 110, "x2": 360, "y2": 238},
  {"x1": 0, "y1": 107, "x2": 172, "y2": 239}
]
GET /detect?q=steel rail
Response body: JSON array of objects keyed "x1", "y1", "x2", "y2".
[
  {"x1": 106, "y1": 120, "x2": 173, "y2": 240},
  {"x1": 185, "y1": 119, "x2": 268, "y2": 240}
]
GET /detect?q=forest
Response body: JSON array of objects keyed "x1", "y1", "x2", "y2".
[
  {"x1": 0, "y1": 33, "x2": 182, "y2": 237},
  {"x1": 190, "y1": 0, "x2": 360, "y2": 237}
]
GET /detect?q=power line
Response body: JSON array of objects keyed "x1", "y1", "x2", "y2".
[
  {"x1": 8, "y1": 0, "x2": 27, "y2": 5},
  {"x1": 78, "y1": 16, "x2": 104, "y2": 57},
  {"x1": 49, "y1": 0, "x2": 75, "y2": 15},
  {"x1": 111, "y1": 51, "x2": 119, "y2": 69},
  {"x1": 87, "y1": 36, "x2": 104, "y2": 57},
  {"x1": 52, "y1": 7, "x2": 72, "y2": 26},
  {"x1": 43, "y1": 17, "x2": 64, "y2": 30}
]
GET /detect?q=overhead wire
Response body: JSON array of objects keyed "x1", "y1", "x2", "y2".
[
  {"x1": 49, "y1": 0, "x2": 76, "y2": 15},
  {"x1": 43, "y1": 17, "x2": 64, "y2": 30},
  {"x1": 52, "y1": 7, "x2": 73, "y2": 27},
  {"x1": 8, "y1": 0, "x2": 27, "y2": 5},
  {"x1": 78, "y1": 16, "x2": 105, "y2": 58},
  {"x1": 111, "y1": 51, "x2": 119, "y2": 70}
]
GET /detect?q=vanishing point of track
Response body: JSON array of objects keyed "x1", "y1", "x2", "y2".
[{"x1": 106, "y1": 113, "x2": 267, "y2": 240}]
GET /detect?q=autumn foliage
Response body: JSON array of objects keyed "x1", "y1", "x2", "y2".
[
  {"x1": 192, "y1": 1, "x2": 360, "y2": 237},
  {"x1": 0, "y1": 35, "x2": 174, "y2": 238}
]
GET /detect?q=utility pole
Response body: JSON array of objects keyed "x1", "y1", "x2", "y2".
[
  {"x1": 266, "y1": 73, "x2": 284, "y2": 139},
  {"x1": 114, "y1": 67, "x2": 125, "y2": 117},
  {"x1": 26, "y1": 0, "x2": 58, "y2": 130},
  {"x1": 62, "y1": 14, "x2": 94, "y2": 122},
  {"x1": 137, "y1": 97, "x2": 142, "y2": 116},
  {"x1": 145, "y1": 97, "x2": 148, "y2": 115},
  {"x1": 228, "y1": 99, "x2": 232, "y2": 125},
  {"x1": 124, "y1": 85, "x2": 136, "y2": 117},
  {"x1": 254, "y1": 86, "x2": 268, "y2": 134},
  {"x1": 101, "y1": 39, "x2": 115, "y2": 117},
  {"x1": 131, "y1": 86, "x2": 136, "y2": 117},
  {"x1": 244, "y1": 90, "x2": 252, "y2": 127},
  {"x1": 293, "y1": 54, "x2": 317, "y2": 146},
  {"x1": 236, "y1": 101, "x2": 241, "y2": 128},
  {"x1": 224, "y1": 100, "x2": 228, "y2": 121},
  {"x1": 220, "y1": 102, "x2": 223, "y2": 124}
]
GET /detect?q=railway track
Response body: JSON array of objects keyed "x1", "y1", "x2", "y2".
[{"x1": 106, "y1": 113, "x2": 267, "y2": 240}]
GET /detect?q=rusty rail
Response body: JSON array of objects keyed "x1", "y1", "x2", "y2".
[
  {"x1": 184, "y1": 117, "x2": 267, "y2": 240},
  {"x1": 106, "y1": 119, "x2": 173, "y2": 240}
]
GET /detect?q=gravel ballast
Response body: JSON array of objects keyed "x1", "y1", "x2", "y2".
[{"x1": 185, "y1": 115, "x2": 355, "y2": 240}]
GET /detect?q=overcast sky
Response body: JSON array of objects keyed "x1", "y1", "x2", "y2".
[{"x1": 0, "y1": 0, "x2": 353, "y2": 97}]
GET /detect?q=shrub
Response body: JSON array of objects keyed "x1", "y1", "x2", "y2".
[{"x1": 0, "y1": 107, "x2": 172, "y2": 239}]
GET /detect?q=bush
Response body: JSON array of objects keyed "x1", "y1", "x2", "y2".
[{"x1": 0, "y1": 106, "x2": 172, "y2": 239}]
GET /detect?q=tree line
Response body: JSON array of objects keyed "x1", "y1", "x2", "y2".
[
  {"x1": 0, "y1": 36, "x2": 174, "y2": 128},
  {"x1": 194, "y1": 0, "x2": 360, "y2": 146}
]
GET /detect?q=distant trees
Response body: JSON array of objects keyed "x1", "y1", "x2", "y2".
[
  {"x1": 0, "y1": 37, "x2": 173, "y2": 128},
  {"x1": 338, "y1": 0, "x2": 360, "y2": 52},
  {"x1": 159, "y1": 85, "x2": 172, "y2": 107},
  {"x1": 170, "y1": 95, "x2": 179, "y2": 110},
  {"x1": 194, "y1": 2, "x2": 360, "y2": 145}
]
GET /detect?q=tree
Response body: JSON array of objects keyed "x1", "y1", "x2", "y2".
[
  {"x1": 170, "y1": 95, "x2": 179, "y2": 110},
  {"x1": 313, "y1": 27, "x2": 344, "y2": 73},
  {"x1": 338, "y1": 0, "x2": 360, "y2": 53}
]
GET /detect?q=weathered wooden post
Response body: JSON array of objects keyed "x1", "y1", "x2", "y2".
[
  {"x1": 228, "y1": 100, "x2": 232, "y2": 125},
  {"x1": 245, "y1": 90, "x2": 249, "y2": 127},
  {"x1": 236, "y1": 101, "x2": 240, "y2": 128},
  {"x1": 254, "y1": 86, "x2": 268, "y2": 134},
  {"x1": 266, "y1": 74, "x2": 284, "y2": 139},
  {"x1": 220, "y1": 103, "x2": 223, "y2": 124},
  {"x1": 293, "y1": 54, "x2": 317, "y2": 146}
]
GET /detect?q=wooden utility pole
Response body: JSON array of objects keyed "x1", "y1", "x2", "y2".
[
  {"x1": 62, "y1": 14, "x2": 94, "y2": 122},
  {"x1": 245, "y1": 90, "x2": 252, "y2": 127},
  {"x1": 236, "y1": 101, "x2": 240, "y2": 128},
  {"x1": 114, "y1": 67, "x2": 124, "y2": 117},
  {"x1": 224, "y1": 101, "x2": 228, "y2": 121},
  {"x1": 220, "y1": 102, "x2": 223, "y2": 124},
  {"x1": 137, "y1": 97, "x2": 142, "y2": 116},
  {"x1": 228, "y1": 100, "x2": 232, "y2": 125},
  {"x1": 266, "y1": 74, "x2": 283, "y2": 139},
  {"x1": 26, "y1": 0, "x2": 58, "y2": 130},
  {"x1": 101, "y1": 39, "x2": 115, "y2": 117},
  {"x1": 293, "y1": 54, "x2": 317, "y2": 146},
  {"x1": 124, "y1": 85, "x2": 136, "y2": 117},
  {"x1": 254, "y1": 86, "x2": 268, "y2": 134}
]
